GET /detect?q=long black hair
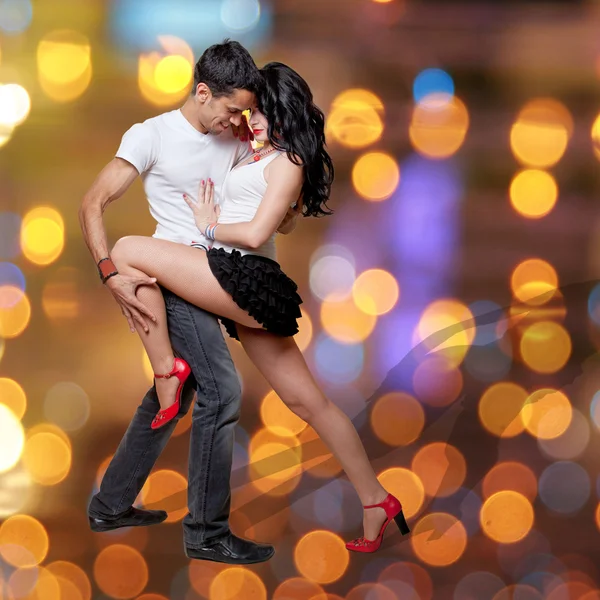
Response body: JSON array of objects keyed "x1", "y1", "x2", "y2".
[{"x1": 258, "y1": 62, "x2": 334, "y2": 217}]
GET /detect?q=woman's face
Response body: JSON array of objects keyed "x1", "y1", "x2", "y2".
[{"x1": 248, "y1": 104, "x2": 269, "y2": 143}]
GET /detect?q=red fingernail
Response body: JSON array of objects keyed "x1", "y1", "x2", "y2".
[{"x1": 201, "y1": 179, "x2": 205, "y2": 185}]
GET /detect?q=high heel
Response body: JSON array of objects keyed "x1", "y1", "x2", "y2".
[
  {"x1": 150, "y1": 357, "x2": 191, "y2": 430},
  {"x1": 345, "y1": 492, "x2": 410, "y2": 553}
]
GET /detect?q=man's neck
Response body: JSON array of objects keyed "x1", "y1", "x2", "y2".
[{"x1": 180, "y1": 98, "x2": 208, "y2": 134}]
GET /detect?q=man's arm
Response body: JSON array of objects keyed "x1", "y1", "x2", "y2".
[{"x1": 79, "y1": 157, "x2": 158, "y2": 332}]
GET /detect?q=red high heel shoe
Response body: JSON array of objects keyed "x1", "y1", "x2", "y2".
[
  {"x1": 346, "y1": 492, "x2": 410, "y2": 553},
  {"x1": 150, "y1": 357, "x2": 191, "y2": 430}
]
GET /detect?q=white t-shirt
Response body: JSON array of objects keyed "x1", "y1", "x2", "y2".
[{"x1": 115, "y1": 108, "x2": 253, "y2": 247}]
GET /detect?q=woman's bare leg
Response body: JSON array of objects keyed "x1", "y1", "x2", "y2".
[
  {"x1": 110, "y1": 235, "x2": 263, "y2": 410},
  {"x1": 236, "y1": 324, "x2": 391, "y2": 542}
]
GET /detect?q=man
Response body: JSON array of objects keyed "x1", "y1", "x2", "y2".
[{"x1": 79, "y1": 40, "x2": 299, "y2": 565}]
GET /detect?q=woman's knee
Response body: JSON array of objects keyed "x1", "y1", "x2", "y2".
[
  {"x1": 110, "y1": 236, "x2": 138, "y2": 267},
  {"x1": 286, "y1": 394, "x2": 329, "y2": 423}
]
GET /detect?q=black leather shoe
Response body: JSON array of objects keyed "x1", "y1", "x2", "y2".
[
  {"x1": 88, "y1": 507, "x2": 168, "y2": 532},
  {"x1": 185, "y1": 531, "x2": 275, "y2": 564}
]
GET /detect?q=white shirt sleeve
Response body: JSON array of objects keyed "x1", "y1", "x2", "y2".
[{"x1": 115, "y1": 122, "x2": 160, "y2": 175}]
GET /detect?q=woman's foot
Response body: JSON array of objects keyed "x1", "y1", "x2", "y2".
[
  {"x1": 362, "y1": 490, "x2": 391, "y2": 541},
  {"x1": 151, "y1": 357, "x2": 192, "y2": 430},
  {"x1": 346, "y1": 491, "x2": 410, "y2": 553},
  {"x1": 154, "y1": 358, "x2": 182, "y2": 411}
]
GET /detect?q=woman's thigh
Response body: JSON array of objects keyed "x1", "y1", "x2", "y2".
[
  {"x1": 236, "y1": 324, "x2": 328, "y2": 420},
  {"x1": 110, "y1": 235, "x2": 261, "y2": 329}
]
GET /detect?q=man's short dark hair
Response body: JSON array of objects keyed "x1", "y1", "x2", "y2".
[{"x1": 192, "y1": 39, "x2": 262, "y2": 98}]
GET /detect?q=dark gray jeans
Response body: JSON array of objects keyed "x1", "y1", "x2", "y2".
[{"x1": 88, "y1": 284, "x2": 241, "y2": 548}]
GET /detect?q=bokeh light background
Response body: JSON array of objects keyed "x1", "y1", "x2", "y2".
[{"x1": 3, "y1": 0, "x2": 600, "y2": 598}]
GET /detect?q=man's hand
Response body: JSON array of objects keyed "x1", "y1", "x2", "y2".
[
  {"x1": 277, "y1": 195, "x2": 303, "y2": 235},
  {"x1": 105, "y1": 273, "x2": 158, "y2": 333},
  {"x1": 231, "y1": 114, "x2": 254, "y2": 142}
]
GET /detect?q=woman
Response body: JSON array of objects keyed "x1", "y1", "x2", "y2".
[{"x1": 108, "y1": 62, "x2": 409, "y2": 553}]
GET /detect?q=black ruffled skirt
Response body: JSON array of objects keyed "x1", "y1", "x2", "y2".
[{"x1": 206, "y1": 247, "x2": 303, "y2": 341}]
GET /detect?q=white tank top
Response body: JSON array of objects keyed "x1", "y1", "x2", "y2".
[{"x1": 211, "y1": 151, "x2": 293, "y2": 261}]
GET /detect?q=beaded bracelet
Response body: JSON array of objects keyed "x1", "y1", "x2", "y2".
[{"x1": 204, "y1": 223, "x2": 219, "y2": 241}]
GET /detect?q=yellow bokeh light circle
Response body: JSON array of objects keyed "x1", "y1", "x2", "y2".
[
  {"x1": 370, "y1": 392, "x2": 425, "y2": 447},
  {"x1": 37, "y1": 30, "x2": 92, "y2": 103},
  {"x1": 273, "y1": 578, "x2": 327, "y2": 600},
  {"x1": 320, "y1": 295, "x2": 377, "y2": 344},
  {"x1": 415, "y1": 299, "x2": 475, "y2": 367},
  {"x1": 509, "y1": 169, "x2": 558, "y2": 219},
  {"x1": 260, "y1": 390, "x2": 308, "y2": 438},
  {"x1": 351, "y1": 152, "x2": 400, "y2": 201},
  {"x1": 411, "y1": 442, "x2": 466, "y2": 498},
  {"x1": 22, "y1": 431, "x2": 72, "y2": 486},
  {"x1": 480, "y1": 490, "x2": 534, "y2": 543},
  {"x1": 0, "y1": 403, "x2": 24, "y2": 473},
  {"x1": 294, "y1": 531, "x2": 349, "y2": 584},
  {"x1": 378, "y1": 467, "x2": 425, "y2": 519},
  {"x1": 520, "y1": 320, "x2": 571, "y2": 374},
  {"x1": 521, "y1": 388, "x2": 572, "y2": 439},
  {"x1": 591, "y1": 113, "x2": 600, "y2": 161},
  {"x1": 410, "y1": 512, "x2": 467, "y2": 566},
  {"x1": 0, "y1": 514, "x2": 49, "y2": 567},
  {"x1": 510, "y1": 258, "x2": 558, "y2": 306},
  {"x1": 46, "y1": 561, "x2": 92, "y2": 600},
  {"x1": 409, "y1": 93, "x2": 469, "y2": 159},
  {"x1": 21, "y1": 206, "x2": 65, "y2": 265},
  {"x1": 352, "y1": 269, "x2": 399, "y2": 315},
  {"x1": 483, "y1": 461, "x2": 538, "y2": 502},
  {"x1": 139, "y1": 37, "x2": 194, "y2": 107},
  {"x1": 154, "y1": 55, "x2": 193, "y2": 94},
  {"x1": 0, "y1": 377, "x2": 27, "y2": 419},
  {"x1": 93, "y1": 544, "x2": 148, "y2": 599},
  {"x1": 248, "y1": 429, "x2": 303, "y2": 496},
  {"x1": 140, "y1": 469, "x2": 188, "y2": 522},
  {"x1": 478, "y1": 382, "x2": 527, "y2": 438},
  {"x1": 326, "y1": 89, "x2": 384, "y2": 149},
  {"x1": 0, "y1": 83, "x2": 31, "y2": 128},
  {"x1": 8, "y1": 565, "x2": 61, "y2": 600},
  {"x1": 510, "y1": 98, "x2": 573, "y2": 168},
  {"x1": 296, "y1": 307, "x2": 314, "y2": 352},
  {"x1": 0, "y1": 286, "x2": 31, "y2": 338},
  {"x1": 209, "y1": 567, "x2": 267, "y2": 600}
]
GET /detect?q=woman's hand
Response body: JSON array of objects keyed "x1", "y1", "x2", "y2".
[{"x1": 183, "y1": 178, "x2": 221, "y2": 234}]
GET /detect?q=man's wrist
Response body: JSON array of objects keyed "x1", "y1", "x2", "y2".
[{"x1": 97, "y1": 257, "x2": 119, "y2": 284}]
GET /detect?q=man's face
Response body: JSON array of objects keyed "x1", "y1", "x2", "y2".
[{"x1": 196, "y1": 86, "x2": 255, "y2": 135}]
